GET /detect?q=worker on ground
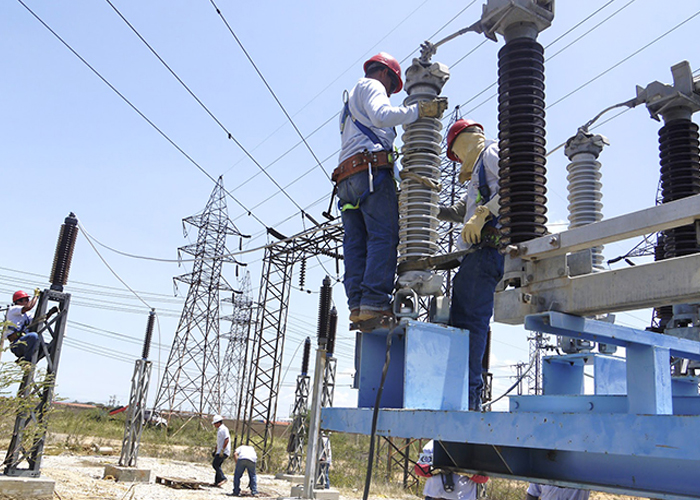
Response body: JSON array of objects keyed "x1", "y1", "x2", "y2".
[
  {"x1": 438, "y1": 119, "x2": 504, "y2": 411},
  {"x1": 317, "y1": 432, "x2": 332, "y2": 489},
  {"x1": 212, "y1": 414, "x2": 231, "y2": 487},
  {"x1": 526, "y1": 483, "x2": 590, "y2": 500},
  {"x1": 335, "y1": 52, "x2": 448, "y2": 325},
  {"x1": 414, "y1": 439, "x2": 488, "y2": 500},
  {"x1": 229, "y1": 443, "x2": 258, "y2": 497},
  {"x1": 3, "y1": 289, "x2": 44, "y2": 363}
]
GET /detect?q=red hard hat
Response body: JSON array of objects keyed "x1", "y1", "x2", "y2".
[
  {"x1": 446, "y1": 119, "x2": 484, "y2": 162},
  {"x1": 12, "y1": 290, "x2": 29, "y2": 303},
  {"x1": 364, "y1": 52, "x2": 403, "y2": 94}
]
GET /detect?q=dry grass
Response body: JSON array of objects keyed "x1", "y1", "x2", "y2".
[{"x1": 0, "y1": 405, "x2": 649, "y2": 500}]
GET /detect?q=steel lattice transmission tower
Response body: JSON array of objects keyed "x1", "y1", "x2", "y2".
[
  {"x1": 154, "y1": 177, "x2": 247, "y2": 419},
  {"x1": 220, "y1": 270, "x2": 255, "y2": 420}
]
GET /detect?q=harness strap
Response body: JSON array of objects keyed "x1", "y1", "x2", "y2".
[
  {"x1": 476, "y1": 153, "x2": 498, "y2": 229},
  {"x1": 342, "y1": 100, "x2": 386, "y2": 150}
]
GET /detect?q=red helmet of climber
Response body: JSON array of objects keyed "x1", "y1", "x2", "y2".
[
  {"x1": 446, "y1": 119, "x2": 484, "y2": 162},
  {"x1": 364, "y1": 52, "x2": 403, "y2": 94},
  {"x1": 12, "y1": 290, "x2": 30, "y2": 304}
]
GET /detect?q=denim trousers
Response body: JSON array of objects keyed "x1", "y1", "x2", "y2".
[
  {"x1": 338, "y1": 171, "x2": 398, "y2": 312},
  {"x1": 233, "y1": 459, "x2": 257, "y2": 495},
  {"x1": 317, "y1": 462, "x2": 330, "y2": 489},
  {"x1": 212, "y1": 453, "x2": 227, "y2": 484},
  {"x1": 10, "y1": 332, "x2": 41, "y2": 362},
  {"x1": 450, "y1": 246, "x2": 504, "y2": 410}
]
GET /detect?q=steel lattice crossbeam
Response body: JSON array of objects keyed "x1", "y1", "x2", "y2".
[{"x1": 239, "y1": 222, "x2": 342, "y2": 470}]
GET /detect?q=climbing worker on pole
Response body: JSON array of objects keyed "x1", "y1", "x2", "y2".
[
  {"x1": 335, "y1": 52, "x2": 447, "y2": 326},
  {"x1": 3, "y1": 289, "x2": 44, "y2": 363},
  {"x1": 437, "y1": 119, "x2": 504, "y2": 411}
]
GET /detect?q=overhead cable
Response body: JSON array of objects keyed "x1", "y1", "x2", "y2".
[{"x1": 16, "y1": 0, "x2": 268, "y2": 229}]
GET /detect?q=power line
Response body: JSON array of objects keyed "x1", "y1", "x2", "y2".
[
  {"x1": 16, "y1": 0, "x2": 269, "y2": 229},
  {"x1": 103, "y1": 0, "x2": 318, "y2": 222},
  {"x1": 548, "y1": 8, "x2": 700, "y2": 109},
  {"x1": 208, "y1": 0, "x2": 331, "y2": 186}
]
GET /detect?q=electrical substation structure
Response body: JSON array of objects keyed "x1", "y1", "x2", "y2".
[
  {"x1": 322, "y1": 1, "x2": 700, "y2": 499},
  {"x1": 153, "y1": 176, "x2": 247, "y2": 421},
  {"x1": 118, "y1": 309, "x2": 156, "y2": 468},
  {"x1": 3, "y1": 213, "x2": 78, "y2": 479},
  {"x1": 285, "y1": 337, "x2": 311, "y2": 475},
  {"x1": 234, "y1": 222, "x2": 343, "y2": 471},
  {"x1": 220, "y1": 270, "x2": 255, "y2": 422}
]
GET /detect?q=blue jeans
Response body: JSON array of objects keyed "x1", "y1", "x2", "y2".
[
  {"x1": 212, "y1": 453, "x2": 228, "y2": 485},
  {"x1": 450, "y1": 247, "x2": 504, "y2": 410},
  {"x1": 338, "y1": 171, "x2": 398, "y2": 312},
  {"x1": 318, "y1": 462, "x2": 330, "y2": 489},
  {"x1": 10, "y1": 332, "x2": 41, "y2": 362},
  {"x1": 233, "y1": 459, "x2": 257, "y2": 495}
]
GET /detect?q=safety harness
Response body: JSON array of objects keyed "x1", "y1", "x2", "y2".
[
  {"x1": 337, "y1": 97, "x2": 395, "y2": 212},
  {"x1": 474, "y1": 152, "x2": 500, "y2": 247}
]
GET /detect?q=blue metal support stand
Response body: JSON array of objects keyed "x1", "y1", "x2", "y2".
[{"x1": 324, "y1": 313, "x2": 700, "y2": 499}]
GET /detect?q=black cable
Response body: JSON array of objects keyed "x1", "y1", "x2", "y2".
[
  {"x1": 208, "y1": 0, "x2": 331, "y2": 185},
  {"x1": 16, "y1": 0, "x2": 268, "y2": 229},
  {"x1": 106, "y1": 0, "x2": 317, "y2": 222},
  {"x1": 548, "y1": 8, "x2": 700, "y2": 109},
  {"x1": 363, "y1": 323, "x2": 397, "y2": 500}
]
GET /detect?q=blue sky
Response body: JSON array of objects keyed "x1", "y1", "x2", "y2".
[{"x1": 2, "y1": 0, "x2": 699, "y2": 414}]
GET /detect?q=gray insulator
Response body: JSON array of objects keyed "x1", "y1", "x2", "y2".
[
  {"x1": 565, "y1": 131, "x2": 607, "y2": 270},
  {"x1": 398, "y1": 91, "x2": 442, "y2": 264}
]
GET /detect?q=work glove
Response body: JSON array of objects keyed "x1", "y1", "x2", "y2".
[
  {"x1": 418, "y1": 97, "x2": 448, "y2": 119},
  {"x1": 460, "y1": 206, "x2": 490, "y2": 245},
  {"x1": 34, "y1": 288, "x2": 41, "y2": 297}
]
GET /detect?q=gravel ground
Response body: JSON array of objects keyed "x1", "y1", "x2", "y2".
[{"x1": 42, "y1": 454, "x2": 316, "y2": 500}]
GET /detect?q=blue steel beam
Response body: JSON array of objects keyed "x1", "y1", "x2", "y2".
[
  {"x1": 525, "y1": 312, "x2": 700, "y2": 361},
  {"x1": 321, "y1": 407, "x2": 700, "y2": 499}
]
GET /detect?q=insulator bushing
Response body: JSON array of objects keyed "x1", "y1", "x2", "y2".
[
  {"x1": 142, "y1": 309, "x2": 156, "y2": 360},
  {"x1": 299, "y1": 259, "x2": 307, "y2": 289},
  {"x1": 399, "y1": 93, "x2": 443, "y2": 263},
  {"x1": 497, "y1": 37, "x2": 548, "y2": 245},
  {"x1": 301, "y1": 337, "x2": 311, "y2": 376},
  {"x1": 659, "y1": 119, "x2": 700, "y2": 258},
  {"x1": 316, "y1": 276, "x2": 332, "y2": 345},
  {"x1": 327, "y1": 307, "x2": 337, "y2": 357},
  {"x1": 565, "y1": 131, "x2": 606, "y2": 270},
  {"x1": 50, "y1": 212, "x2": 79, "y2": 291}
]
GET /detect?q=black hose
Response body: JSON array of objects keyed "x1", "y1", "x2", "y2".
[{"x1": 362, "y1": 325, "x2": 396, "y2": 500}]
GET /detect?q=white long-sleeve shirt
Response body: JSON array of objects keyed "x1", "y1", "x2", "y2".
[
  {"x1": 338, "y1": 78, "x2": 419, "y2": 163},
  {"x1": 419, "y1": 440, "x2": 478, "y2": 500},
  {"x1": 437, "y1": 140, "x2": 500, "y2": 251}
]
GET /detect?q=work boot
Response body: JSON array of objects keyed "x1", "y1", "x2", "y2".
[
  {"x1": 349, "y1": 308, "x2": 362, "y2": 323},
  {"x1": 358, "y1": 308, "x2": 393, "y2": 322}
]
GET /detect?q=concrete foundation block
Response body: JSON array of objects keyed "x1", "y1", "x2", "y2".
[
  {"x1": 103, "y1": 464, "x2": 151, "y2": 483},
  {"x1": 289, "y1": 484, "x2": 339, "y2": 499},
  {"x1": 275, "y1": 473, "x2": 304, "y2": 482},
  {"x1": 0, "y1": 475, "x2": 55, "y2": 499}
]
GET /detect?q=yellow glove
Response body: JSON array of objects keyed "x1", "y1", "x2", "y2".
[
  {"x1": 461, "y1": 206, "x2": 490, "y2": 245},
  {"x1": 34, "y1": 288, "x2": 41, "y2": 297},
  {"x1": 418, "y1": 97, "x2": 448, "y2": 119}
]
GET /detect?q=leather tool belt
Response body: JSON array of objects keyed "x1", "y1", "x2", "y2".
[
  {"x1": 7, "y1": 332, "x2": 20, "y2": 343},
  {"x1": 332, "y1": 150, "x2": 393, "y2": 184}
]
